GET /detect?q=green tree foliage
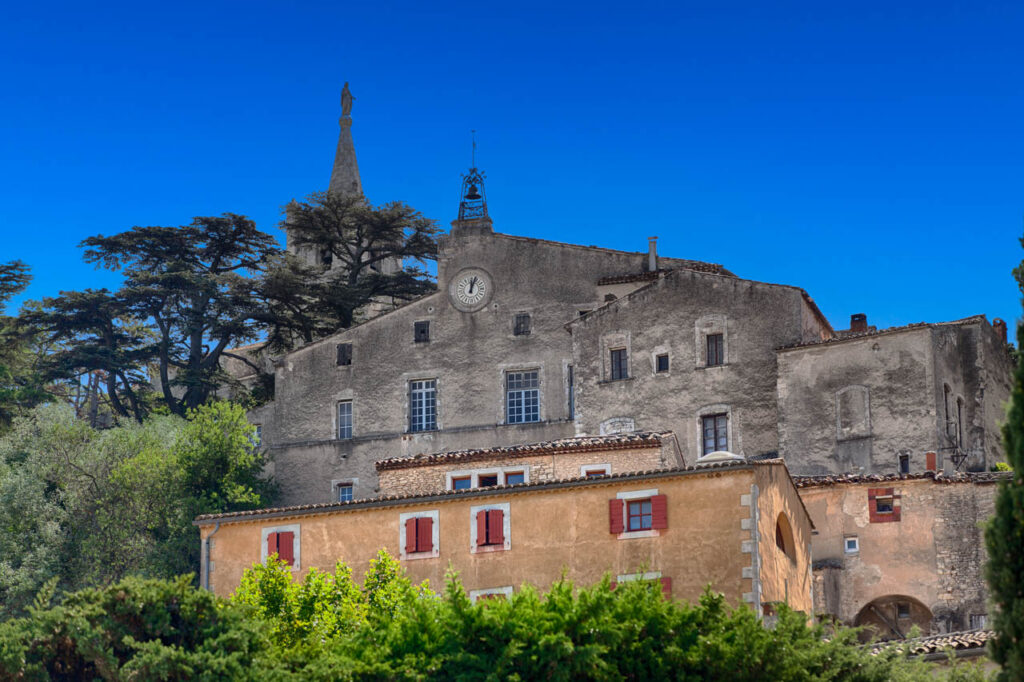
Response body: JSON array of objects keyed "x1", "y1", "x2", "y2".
[
  {"x1": 254, "y1": 192, "x2": 439, "y2": 349},
  {"x1": 986, "y1": 320, "x2": 1024, "y2": 673},
  {"x1": 1, "y1": 555, "x2": 991, "y2": 680},
  {"x1": 0, "y1": 402, "x2": 273, "y2": 618},
  {"x1": 0, "y1": 261, "x2": 47, "y2": 431}
]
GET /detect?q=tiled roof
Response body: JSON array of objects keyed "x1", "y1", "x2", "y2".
[
  {"x1": 194, "y1": 458, "x2": 783, "y2": 524},
  {"x1": 375, "y1": 431, "x2": 671, "y2": 471},
  {"x1": 778, "y1": 315, "x2": 988, "y2": 351},
  {"x1": 870, "y1": 629, "x2": 993, "y2": 657},
  {"x1": 794, "y1": 470, "x2": 1011, "y2": 489}
]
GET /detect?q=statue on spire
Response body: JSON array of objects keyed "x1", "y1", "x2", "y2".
[{"x1": 341, "y1": 82, "x2": 354, "y2": 117}]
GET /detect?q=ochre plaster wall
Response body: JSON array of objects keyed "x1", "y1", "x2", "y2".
[
  {"x1": 201, "y1": 465, "x2": 809, "y2": 615},
  {"x1": 755, "y1": 464, "x2": 814, "y2": 614},
  {"x1": 376, "y1": 443, "x2": 679, "y2": 496}
]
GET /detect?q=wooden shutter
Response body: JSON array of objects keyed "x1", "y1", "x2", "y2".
[
  {"x1": 476, "y1": 510, "x2": 488, "y2": 547},
  {"x1": 405, "y1": 518, "x2": 418, "y2": 554},
  {"x1": 277, "y1": 531, "x2": 295, "y2": 566},
  {"x1": 336, "y1": 343, "x2": 352, "y2": 366},
  {"x1": 487, "y1": 509, "x2": 504, "y2": 546},
  {"x1": 418, "y1": 517, "x2": 433, "y2": 553},
  {"x1": 609, "y1": 499, "x2": 624, "y2": 534},
  {"x1": 651, "y1": 495, "x2": 668, "y2": 529},
  {"x1": 660, "y1": 576, "x2": 673, "y2": 600},
  {"x1": 266, "y1": 532, "x2": 278, "y2": 560}
]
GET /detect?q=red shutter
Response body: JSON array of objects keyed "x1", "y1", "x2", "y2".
[
  {"x1": 488, "y1": 509, "x2": 504, "y2": 546},
  {"x1": 405, "y1": 518, "x2": 418, "y2": 554},
  {"x1": 660, "y1": 576, "x2": 673, "y2": 600},
  {"x1": 651, "y1": 495, "x2": 668, "y2": 530},
  {"x1": 266, "y1": 532, "x2": 278, "y2": 560},
  {"x1": 609, "y1": 499, "x2": 624, "y2": 534},
  {"x1": 476, "y1": 510, "x2": 488, "y2": 547},
  {"x1": 609, "y1": 581, "x2": 618, "y2": 591},
  {"x1": 277, "y1": 531, "x2": 294, "y2": 566},
  {"x1": 418, "y1": 517, "x2": 433, "y2": 552}
]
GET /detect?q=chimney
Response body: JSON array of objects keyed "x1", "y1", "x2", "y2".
[
  {"x1": 850, "y1": 313, "x2": 868, "y2": 333},
  {"x1": 993, "y1": 318, "x2": 1007, "y2": 344},
  {"x1": 925, "y1": 451, "x2": 938, "y2": 473},
  {"x1": 647, "y1": 236, "x2": 658, "y2": 272}
]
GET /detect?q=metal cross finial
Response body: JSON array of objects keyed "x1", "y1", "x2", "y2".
[{"x1": 471, "y1": 129, "x2": 477, "y2": 167}]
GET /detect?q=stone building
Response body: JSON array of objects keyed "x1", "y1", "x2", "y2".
[
  {"x1": 196, "y1": 453, "x2": 813, "y2": 619},
  {"x1": 251, "y1": 91, "x2": 1011, "y2": 507},
  {"x1": 797, "y1": 468, "x2": 1008, "y2": 639}
]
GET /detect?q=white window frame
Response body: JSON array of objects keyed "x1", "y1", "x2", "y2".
[
  {"x1": 446, "y1": 466, "x2": 531, "y2": 491},
  {"x1": 399, "y1": 510, "x2": 440, "y2": 560},
  {"x1": 332, "y1": 478, "x2": 357, "y2": 502},
  {"x1": 469, "y1": 586, "x2": 514, "y2": 603},
  {"x1": 844, "y1": 536, "x2": 859, "y2": 554},
  {"x1": 409, "y1": 378, "x2": 438, "y2": 433},
  {"x1": 260, "y1": 523, "x2": 301, "y2": 571},
  {"x1": 615, "y1": 488, "x2": 661, "y2": 540},
  {"x1": 581, "y1": 463, "x2": 611, "y2": 477},
  {"x1": 697, "y1": 404, "x2": 736, "y2": 455},
  {"x1": 337, "y1": 400, "x2": 353, "y2": 440},
  {"x1": 505, "y1": 369, "x2": 541, "y2": 424},
  {"x1": 470, "y1": 502, "x2": 511, "y2": 553}
]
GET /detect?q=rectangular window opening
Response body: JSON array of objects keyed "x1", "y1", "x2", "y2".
[
  {"x1": 414, "y1": 320, "x2": 430, "y2": 343},
  {"x1": 898, "y1": 454, "x2": 910, "y2": 474},
  {"x1": 896, "y1": 602, "x2": 911, "y2": 619},
  {"x1": 506, "y1": 370, "x2": 540, "y2": 424},
  {"x1": 504, "y1": 471, "x2": 525, "y2": 485},
  {"x1": 513, "y1": 313, "x2": 531, "y2": 336},
  {"x1": 875, "y1": 496, "x2": 894, "y2": 514},
  {"x1": 451, "y1": 476, "x2": 471, "y2": 491},
  {"x1": 567, "y1": 365, "x2": 575, "y2": 419},
  {"x1": 409, "y1": 379, "x2": 437, "y2": 432},
  {"x1": 337, "y1": 483, "x2": 353, "y2": 502},
  {"x1": 844, "y1": 536, "x2": 859, "y2": 554},
  {"x1": 610, "y1": 348, "x2": 628, "y2": 381},
  {"x1": 478, "y1": 474, "x2": 499, "y2": 487},
  {"x1": 585, "y1": 467, "x2": 609, "y2": 478},
  {"x1": 706, "y1": 333, "x2": 724, "y2": 366},
  {"x1": 656, "y1": 354, "x2": 669, "y2": 373},
  {"x1": 627, "y1": 499, "x2": 653, "y2": 531},
  {"x1": 336, "y1": 343, "x2": 353, "y2": 366},
  {"x1": 337, "y1": 401, "x2": 353, "y2": 440},
  {"x1": 701, "y1": 413, "x2": 728, "y2": 454}
]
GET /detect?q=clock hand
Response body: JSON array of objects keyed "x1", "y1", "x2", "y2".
[{"x1": 468, "y1": 277, "x2": 477, "y2": 294}]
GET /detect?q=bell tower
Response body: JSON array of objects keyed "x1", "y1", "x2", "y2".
[{"x1": 450, "y1": 132, "x2": 493, "y2": 234}]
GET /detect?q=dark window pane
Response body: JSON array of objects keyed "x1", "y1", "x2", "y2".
[
  {"x1": 337, "y1": 484, "x2": 353, "y2": 502},
  {"x1": 628, "y1": 499, "x2": 652, "y2": 531},
  {"x1": 414, "y1": 321, "x2": 430, "y2": 343},
  {"x1": 506, "y1": 370, "x2": 540, "y2": 423},
  {"x1": 479, "y1": 474, "x2": 499, "y2": 487},
  {"x1": 336, "y1": 343, "x2": 353, "y2": 366},
  {"x1": 514, "y1": 313, "x2": 531, "y2": 336},
  {"x1": 505, "y1": 472, "x2": 525, "y2": 485},
  {"x1": 706, "y1": 334, "x2": 724, "y2": 366},
  {"x1": 656, "y1": 354, "x2": 669, "y2": 372},
  {"x1": 452, "y1": 477, "x2": 471, "y2": 490},
  {"x1": 610, "y1": 349, "x2": 628, "y2": 380},
  {"x1": 702, "y1": 413, "x2": 728, "y2": 454}
]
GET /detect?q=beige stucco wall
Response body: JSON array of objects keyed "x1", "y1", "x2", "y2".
[
  {"x1": 376, "y1": 441, "x2": 682, "y2": 496},
  {"x1": 800, "y1": 476, "x2": 1000, "y2": 632},
  {"x1": 200, "y1": 464, "x2": 810, "y2": 616}
]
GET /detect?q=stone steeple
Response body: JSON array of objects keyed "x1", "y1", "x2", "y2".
[{"x1": 328, "y1": 82, "x2": 363, "y2": 198}]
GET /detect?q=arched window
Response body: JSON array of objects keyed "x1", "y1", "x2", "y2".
[{"x1": 775, "y1": 513, "x2": 796, "y2": 561}]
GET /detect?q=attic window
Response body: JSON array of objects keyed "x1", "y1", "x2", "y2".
[
  {"x1": 414, "y1": 321, "x2": 430, "y2": 343},
  {"x1": 336, "y1": 343, "x2": 352, "y2": 366}
]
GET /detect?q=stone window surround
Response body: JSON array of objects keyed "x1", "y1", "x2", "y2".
[
  {"x1": 600, "y1": 330, "x2": 632, "y2": 382},
  {"x1": 405, "y1": 374, "x2": 440, "y2": 433},
  {"x1": 469, "y1": 586, "x2": 513, "y2": 603},
  {"x1": 331, "y1": 477, "x2": 358, "y2": 502},
  {"x1": 470, "y1": 502, "x2": 511, "y2": 553},
  {"x1": 616, "y1": 570, "x2": 662, "y2": 583},
  {"x1": 600, "y1": 416, "x2": 636, "y2": 435},
  {"x1": 835, "y1": 385, "x2": 871, "y2": 441},
  {"x1": 615, "y1": 488, "x2": 661, "y2": 540},
  {"x1": 260, "y1": 523, "x2": 301, "y2": 571},
  {"x1": 496, "y1": 364, "x2": 545, "y2": 425},
  {"x1": 399, "y1": 509, "x2": 440, "y2": 560},
  {"x1": 336, "y1": 400, "x2": 353, "y2": 440},
  {"x1": 694, "y1": 314, "x2": 730, "y2": 368},
  {"x1": 696, "y1": 404, "x2": 738, "y2": 456},
  {"x1": 331, "y1": 388, "x2": 355, "y2": 441},
  {"x1": 650, "y1": 343, "x2": 671, "y2": 376},
  {"x1": 446, "y1": 466, "x2": 531, "y2": 490}
]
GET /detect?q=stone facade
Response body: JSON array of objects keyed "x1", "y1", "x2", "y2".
[
  {"x1": 375, "y1": 432, "x2": 682, "y2": 497},
  {"x1": 798, "y1": 471, "x2": 1006, "y2": 638},
  {"x1": 197, "y1": 460, "x2": 813, "y2": 618}
]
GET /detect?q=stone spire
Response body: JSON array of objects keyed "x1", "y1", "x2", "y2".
[{"x1": 328, "y1": 82, "x2": 363, "y2": 198}]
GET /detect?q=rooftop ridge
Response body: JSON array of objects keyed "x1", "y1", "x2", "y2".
[
  {"x1": 778, "y1": 315, "x2": 990, "y2": 352},
  {"x1": 794, "y1": 470, "x2": 1011, "y2": 488}
]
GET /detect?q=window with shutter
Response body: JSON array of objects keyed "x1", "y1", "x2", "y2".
[
  {"x1": 264, "y1": 527, "x2": 298, "y2": 567},
  {"x1": 400, "y1": 511, "x2": 438, "y2": 558},
  {"x1": 612, "y1": 491, "x2": 665, "y2": 538},
  {"x1": 414, "y1": 321, "x2": 430, "y2": 343},
  {"x1": 336, "y1": 343, "x2": 352, "y2": 366},
  {"x1": 471, "y1": 504, "x2": 509, "y2": 552},
  {"x1": 513, "y1": 313, "x2": 531, "y2": 336}
]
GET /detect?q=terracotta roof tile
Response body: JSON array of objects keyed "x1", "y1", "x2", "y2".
[
  {"x1": 870, "y1": 629, "x2": 993, "y2": 657},
  {"x1": 794, "y1": 470, "x2": 1010, "y2": 489},
  {"x1": 778, "y1": 315, "x2": 988, "y2": 351},
  {"x1": 375, "y1": 431, "x2": 671, "y2": 471}
]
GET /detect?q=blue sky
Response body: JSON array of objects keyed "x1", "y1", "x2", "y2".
[{"x1": 2, "y1": 0, "x2": 1022, "y2": 333}]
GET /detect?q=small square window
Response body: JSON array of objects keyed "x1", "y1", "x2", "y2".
[
  {"x1": 898, "y1": 454, "x2": 910, "y2": 474},
  {"x1": 896, "y1": 602, "x2": 911, "y2": 619},
  {"x1": 505, "y1": 471, "x2": 525, "y2": 485},
  {"x1": 876, "y1": 497, "x2": 894, "y2": 514},
  {"x1": 452, "y1": 476, "x2": 471, "y2": 491},
  {"x1": 414, "y1": 321, "x2": 430, "y2": 343},
  {"x1": 513, "y1": 313, "x2": 531, "y2": 336},
  {"x1": 336, "y1": 343, "x2": 353, "y2": 366},
  {"x1": 706, "y1": 333, "x2": 724, "y2": 366},
  {"x1": 610, "y1": 348, "x2": 629, "y2": 381},
  {"x1": 627, "y1": 499, "x2": 652, "y2": 531},
  {"x1": 655, "y1": 354, "x2": 669, "y2": 373},
  {"x1": 844, "y1": 536, "x2": 859, "y2": 554},
  {"x1": 337, "y1": 483, "x2": 353, "y2": 502},
  {"x1": 479, "y1": 474, "x2": 499, "y2": 487}
]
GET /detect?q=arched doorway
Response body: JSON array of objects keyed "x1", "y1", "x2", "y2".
[{"x1": 854, "y1": 595, "x2": 933, "y2": 642}]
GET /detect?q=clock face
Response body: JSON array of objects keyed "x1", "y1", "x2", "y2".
[{"x1": 449, "y1": 268, "x2": 493, "y2": 312}]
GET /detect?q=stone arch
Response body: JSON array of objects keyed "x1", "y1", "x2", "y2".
[
  {"x1": 853, "y1": 595, "x2": 932, "y2": 642},
  {"x1": 774, "y1": 512, "x2": 796, "y2": 562}
]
